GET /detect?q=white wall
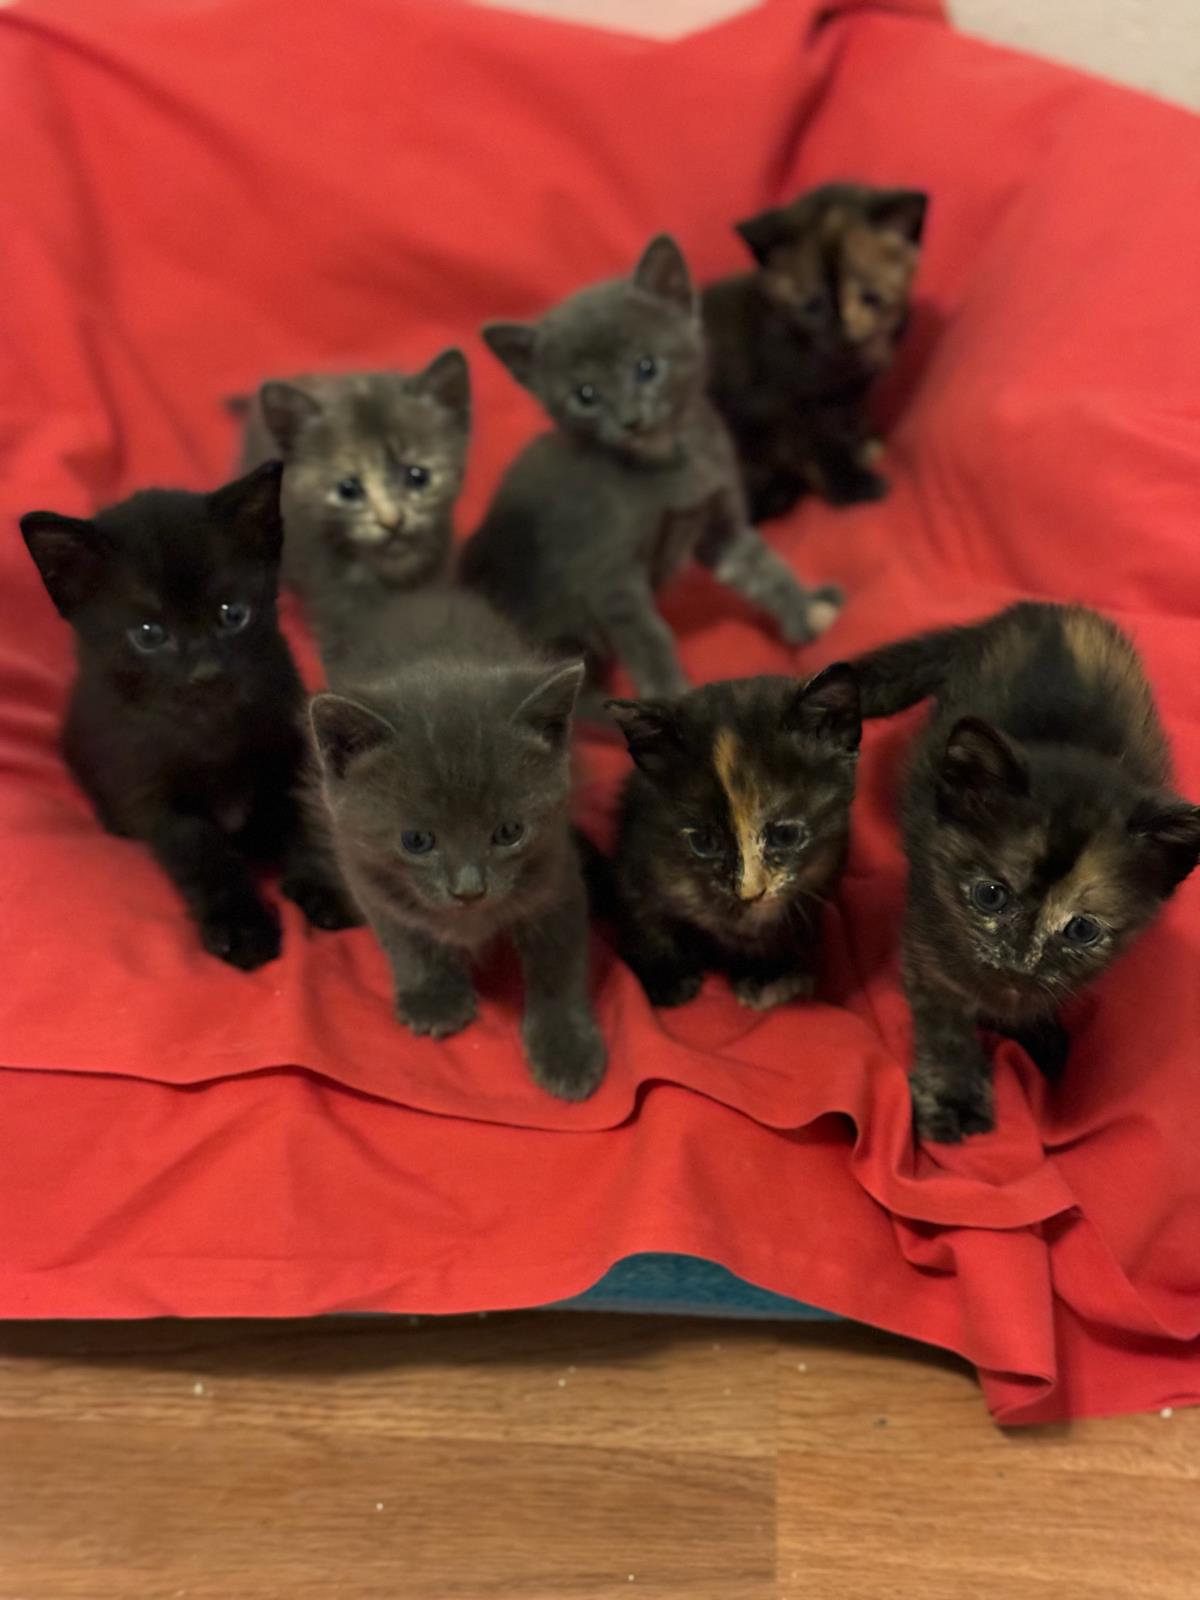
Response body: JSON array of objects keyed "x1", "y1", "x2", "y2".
[{"x1": 484, "y1": 0, "x2": 1200, "y2": 111}]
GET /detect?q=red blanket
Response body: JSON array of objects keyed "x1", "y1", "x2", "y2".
[{"x1": 1, "y1": 0, "x2": 1197, "y2": 1423}]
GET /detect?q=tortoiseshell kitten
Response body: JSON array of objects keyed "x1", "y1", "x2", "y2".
[
  {"x1": 309, "y1": 586, "x2": 606, "y2": 1101},
  {"x1": 240, "y1": 352, "x2": 469, "y2": 650},
  {"x1": 603, "y1": 666, "x2": 860, "y2": 1008},
  {"x1": 20, "y1": 463, "x2": 354, "y2": 970},
  {"x1": 461, "y1": 235, "x2": 840, "y2": 701},
  {"x1": 704, "y1": 182, "x2": 927, "y2": 521},
  {"x1": 853, "y1": 602, "x2": 1200, "y2": 1142}
]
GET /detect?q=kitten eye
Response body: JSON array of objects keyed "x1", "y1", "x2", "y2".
[
  {"x1": 1062, "y1": 914, "x2": 1103, "y2": 947},
  {"x1": 800, "y1": 295, "x2": 825, "y2": 317},
  {"x1": 128, "y1": 621, "x2": 169, "y2": 654},
  {"x1": 335, "y1": 476, "x2": 365, "y2": 502},
  {"x1": 634, "y1": 356, "x2": 658, "y2": 383},
  {"x1": 217, "y1": 600, "x2": 252, "y2": 633},
  {"x1": 684, "y1": 828, "x2": 721, "y2": 859},
  {"x1": 575, "y1": 383, "x2": 598, "y2": 407},
  {"x1": 492, "y1": 820, "x2": 525, "y2": 847},
  {"x1": 404, "y1": 465, "x2": 430, "y2": 490},
  {"x1": 400, "y1": 830, "x2": 435, "y2": 856},
  {"x1": 858, "y1": 287, "x2": 884, "y2": 310},
  {"x1": 764, "y1": 821, "x2": 806, "y2": 851},
  {"x1": 970, "y1": 879, "x2": 1009, "y2": 913}
]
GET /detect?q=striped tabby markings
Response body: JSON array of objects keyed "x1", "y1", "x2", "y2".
[{"x1": 712, "y1": 727, "x2": 769, "y2": 901}]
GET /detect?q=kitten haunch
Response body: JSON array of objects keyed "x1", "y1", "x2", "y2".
[
  {"x1": 602, "y1": 665, "x2": 861, "y2": 1010},
  {"x1": 461, "y1": 234, "x2": 840, "y2": 702},
  {"x1": 704, "y1": 181, "x2": 926, "y2": 521},
  {"x1": 20, "y1": 462, "x2": 354, "y2": 970},
  {"x1": 309, "y1": 586, "x2": 606, "y2": 1102},
  {"x1": 852, "y1": 601, "x2": 1200, "y2": 1142},
  {"x1": 241, "y1": 352, "x2": 469, "y2": 648}
]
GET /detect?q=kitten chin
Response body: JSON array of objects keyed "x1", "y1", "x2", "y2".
[
  {"x1": 851, "y1": 601, "x2": 1200, "y2": 1143},
  {"x1": 703, "y1": 180, "x2": 926, "y2": 521},
  {"x1": 602, "y1": 665, "x2": 861, "y2": 1010}
]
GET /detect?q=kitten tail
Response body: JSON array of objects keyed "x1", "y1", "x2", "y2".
[{"x1": 852, "y1": 621, "x2": 979, "y2": 718}]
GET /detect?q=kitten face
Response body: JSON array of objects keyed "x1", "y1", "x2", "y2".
[
  {"x1": 20, "y1": 462, "x2": 285, "y2": 711},
  {"x1": 737, "y1": 184, "x2": 926, "y2": 371},
  {"x1": 484, "y1": 235, "x2": 705, "y2": 464},
  {"x1": 311, "y1": 662, "x2": 582, "y2": 948},
  {"x1": 260, "y1": 351, "x2": 469, "y2": 586},
  {"x1": 610, "y1": 666, "x2": 861, "y2": 939},
  {"x1": 927, "y1": 717, "x2": 1200, "y2": 1015}
]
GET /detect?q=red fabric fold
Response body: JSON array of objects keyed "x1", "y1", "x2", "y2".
[{"x1": 0, "y1": 0, "x2": 1197, "y2": 1421}]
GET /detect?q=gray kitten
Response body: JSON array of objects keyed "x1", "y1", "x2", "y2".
[
  {"x1": 309, "y1": 586, "x2": 606, "y2": 1102},
  {"x1": 241, "y1": 352, "x2": 469, "y2": 648},
  {"x1": 460, "y1": 236, "x2": 841, "y2": 701}
]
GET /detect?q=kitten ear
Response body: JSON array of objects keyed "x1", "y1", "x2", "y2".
[
  {"x1": 20, "y1": 511, "x2": 110, "y2": 617},
  {"x1": 310, "y1": 693, "x2": 395, "y2": 781},
  {"x1": 207, "y1": 460, "x2": 284, "y2": 564},
  {"x1": 865, "y1": 187, "x2": 928, "y2": 244},
  {"x1": 632, "y1": 235, "x2": 695, "y2": 313},
  {"x1": 1128, "y1": 798, "x2": 1200, "y2": 892},
  {"x1": 786, "y1": 663, "x2": 861, "y2": 754},
  {"x1": 735, "y1": 206, "x2": 793, "y2": 265},
  {"x1": 606, "y1": 698, "x2": 684, "y2": 778},
  {"x1": 482, "y1": 323, "x2": 538, "y2": 390},
  {"x1": 937, "y1": 717, "x2": 1029, "y2": 821},
  {"x1": 511, "y1": 660, "x2": 584, "y2": 747},
  {"x1": 411, "y1": 347, "x2": 470, "y2": 426},
  {"x1": 259, "y1": 380, "x2": 322, "y2": 455}
]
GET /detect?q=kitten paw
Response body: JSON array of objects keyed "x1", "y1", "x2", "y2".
[
  {"x1": 200, "y1": 900, "x2": 282, "y2": 971},
  {"x1": 398, "y1": 983, "x2": 478, "y2": 1039},
  {"x1": 910, "y1": 1075, "x2": 995, "y2": 1144},
  {"x1": 734, "y1": 970, "x2": 814, "y2": 1011},
  {"x1": 638, "y1": 968, "x2": 704, "y2": 1008},
  {"x1": 281, "y1": 872, "x2": 361, "y2": 931},
  {"x1": 780, "y1": 584, "x2": 843, "y2": 645},
  {"x1": 823, "y1": 467, "x2": 889, "y2": 507},
  {"x1": 523, "y1": 1007, "x2": 607, "y2": 1101}
]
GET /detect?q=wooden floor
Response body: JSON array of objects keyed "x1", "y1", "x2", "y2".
[{"x1": 0, "y1": 1314, "x2": 1195, "y2": 1599}]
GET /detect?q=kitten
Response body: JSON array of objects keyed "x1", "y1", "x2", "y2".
[
  {"x1": 703, "y1": 182, "x2": 927, "y2": 521},
  {"x1": 20, "y1": 462, "x2": 354, "y2": 969},
  {"x1": 603, "y1": 665, "x2": 861, "y2": 1008},
  {"x1": 309, "y1": 586, "x2": 606, "y2": 1101},
  {"x1": 240, "y1": 352, "x2": 469, "y2": 647},
  {"x1": 460, "y1": 235, "x2": 840, "y2": 702},
  {"x1": 853, "y1": 602, "x2": 1200, "y2": 1142}
]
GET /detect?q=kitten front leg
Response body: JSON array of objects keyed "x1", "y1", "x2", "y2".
[
  {"x1": 802, "y1": 432, "x2": 888, "y2": 507},
  {"x1": 272, "y1": 789, "x2": 362, "y2": 932},
  {"x1": 619, "y1": 913, "x2": 706, "y2": 1009},
  {"x1": 729, "y1": 941, "x2": 817, "y2": 1011},
  {"x1": 149, "y1": 813, "x2": 281, "y2": 971},
  {"x1": 696, "y1": 494, "x2": 842, "y2": 645},
  {"x1": 599, "y1": 576, "x2": 689, "y2": 699},
  {"x1": 381, "y1": 923, "x2": 477, "y2": 1039},
  {"x1": 906, "y1": 975, "x2": 994, "y2": 1143},
  {"x1": 515, "y1": 875, "x2": 606, "y2": 1101}
]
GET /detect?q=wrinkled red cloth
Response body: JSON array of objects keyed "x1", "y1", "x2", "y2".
[{"x1": 1, "y1": 0, "x2": 1197, "y2": 1423}]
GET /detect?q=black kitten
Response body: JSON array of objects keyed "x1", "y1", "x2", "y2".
[
  {"x1": 603, "y1": 665, "x2": 860, "y2": 1008},
  {"x1": 20, "y1": 462, "x2": 353, "y2": 970},
  {"x1": 460, "y1": 235, "x2": 840, "y2": 702},
  {"x1": 309, "y1": 586, "x2": 606, "y2": 1101},
  {"x1": 853, "y1": 602, "x2": 1200, "y2": 1142},
  {"x1": 241, "y1": 354, "x2": 469, "y2": 651},
  {"x1": 704, "y1": 182, "x2": 926, "y2": 521}
]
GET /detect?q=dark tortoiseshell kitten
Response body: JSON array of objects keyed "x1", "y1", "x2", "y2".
[
  {"x1": 853, "y1": 602, "x2": 1200, "y2": 1142},
  {"x1": 704, "y1": 182, "x2": 927, "y2": 521},
  {"x1": 604, "y1": 666, "x2": 861, "y2": 1008},
  {"x1": 461, "y1": 235, "x2": 840, "y2": 702},
  {"x1": 20, "y1": 463, "x2": 354, "y2": 969},
  {"x1": 241, "y1": 352, "x2": 469, "y2": 651}
]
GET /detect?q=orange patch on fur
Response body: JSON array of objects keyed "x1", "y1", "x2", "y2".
[{"x1": 713, "y1": 727, "x2": 769, "y2": 900}]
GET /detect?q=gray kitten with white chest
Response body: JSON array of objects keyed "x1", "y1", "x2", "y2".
[
  {"x1": 241, "y1": 352, "x2": 469, "y2": 652},
  {"x1": 460, "y1": 236, "x2": 842, "y2": 701}
]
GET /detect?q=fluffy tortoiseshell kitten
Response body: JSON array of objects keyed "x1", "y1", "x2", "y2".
[
  {"x1": 853, "y1": 602, "x2": 1200, "y2": 1142},
  {"x1": 240, "y1": 352, "x2": 469, "y2": 646},
  {"x1": 704, "y1": 182, "x2": 927, "y2": 522},
  {"x1": 460, "y1": 235, "x2": 840, "y2": 701},
  {"x1": 309, "y1": 586, "x2": 606, "y2": 1101},
  {"x1": 603, "y1": 665, "x2": 861, "y2": 1008},
  {"x1": 20, "y1": 463, "x2": 354, "y2": 969}
]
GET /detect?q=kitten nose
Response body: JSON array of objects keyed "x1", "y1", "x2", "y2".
[
  {"x1": 188, "y1": 655, "x2": 222, "y2": 685},
  {"x1": 449, "y1": 864, "x2": 487, "y2": 903},
  {"x1": 621, "y1": 415, "x2": 647, "y2": 436}
]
